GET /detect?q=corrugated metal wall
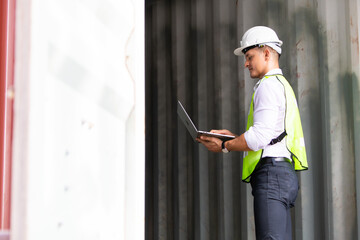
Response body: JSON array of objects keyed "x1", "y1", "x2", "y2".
[{"x1": 145, "y1": 0, "x2": 360, "y2": 239}]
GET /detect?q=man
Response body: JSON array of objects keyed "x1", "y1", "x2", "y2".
[{"x1": 197, "y1": 26, "x2": 308, "y2": 239}]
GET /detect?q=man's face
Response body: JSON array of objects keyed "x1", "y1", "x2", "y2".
[{"x1": 244, "y1": 48, "x2": 266, "y2": 79}]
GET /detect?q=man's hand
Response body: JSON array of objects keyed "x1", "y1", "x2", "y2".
[
  {"x1": 196, "y1": 129, "x2": 252, "y2": 152},
  {"x1": 196, "y1": 129, "x2": 236, "y2": 153},
  {"x1": 210, "y1": 129, "x2": 237, "y2": 137},
  {"x1": 196, "y1": 135, "x2": 223, "y2": 152}
]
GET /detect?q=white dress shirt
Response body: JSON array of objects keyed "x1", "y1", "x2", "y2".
[{"x1": 244, "y1": 69, "x2": 291, "y2": 160}]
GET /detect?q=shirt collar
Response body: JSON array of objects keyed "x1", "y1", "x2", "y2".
[
  {"x1": 254, "y1": 68, "x2": 283, "y2": 90},
  {"x1": 265, "y1": 68, "x2": 282, "y2": 76}
]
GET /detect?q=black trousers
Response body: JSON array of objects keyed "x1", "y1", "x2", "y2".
[{"x1": 250, "y1": 158, "x2": 299, "y2": 240}]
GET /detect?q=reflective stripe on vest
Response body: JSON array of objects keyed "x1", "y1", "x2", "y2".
[{"x1": 242, "y1": 74, "x2": 308, "y2": 182}]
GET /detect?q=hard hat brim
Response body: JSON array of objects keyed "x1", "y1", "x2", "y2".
[
  {"x1": 234, "y1": 47, "x2": 244, "y2": 56},
  {"x1": 234, "y1": 45, "x2": 256, "y2": 56}
]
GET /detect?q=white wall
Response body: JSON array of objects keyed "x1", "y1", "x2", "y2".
[{"x1": 11, "y1": 0, "x2": 144, "y2": 239}]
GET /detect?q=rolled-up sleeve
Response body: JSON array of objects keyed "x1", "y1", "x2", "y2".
[{"x1": 244, "y1": 79, "x2": 285, "y2": 151}]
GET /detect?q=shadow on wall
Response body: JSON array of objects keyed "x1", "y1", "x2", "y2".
[
  {"x1": 337, "y1": 72, "x2": 359, "y2": 239},
  {"x1": 340, "y1": 72, "x2": 358, "y2": 141},
  {"x1": 353, "y1": 73, "x2": 360, "y2": 138}
]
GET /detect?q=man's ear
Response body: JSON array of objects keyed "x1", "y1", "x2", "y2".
[{"x1": 264, "y1": 48, "x2": 270, "y2": 60}]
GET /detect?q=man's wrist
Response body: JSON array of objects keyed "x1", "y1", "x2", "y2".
[{"x1": 222, "y1": 141, "x2": 229, "y2": 153}]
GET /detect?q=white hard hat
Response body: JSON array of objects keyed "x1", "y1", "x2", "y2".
[{"x1": 234, "y1": 26, "x2": 283, "y2": 56}]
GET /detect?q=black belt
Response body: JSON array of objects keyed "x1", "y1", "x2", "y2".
[{"x1": 255, "y1": 157, "x2": 293, "y2": 172}]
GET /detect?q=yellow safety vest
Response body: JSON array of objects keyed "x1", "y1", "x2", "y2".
[{"x1": 242, "y1": 74, "x2": 308, "y2": 182}]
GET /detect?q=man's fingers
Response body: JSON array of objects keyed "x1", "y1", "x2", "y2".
[
  {"x1": 210, "y1": 129, "x2": 221, "y2": 133},
  {"x1": 199, "y1": 135, "x2": 213, "y2": 142},
  {"x1": 210, "y1": 129, "x2": 233, "y2": 135}
]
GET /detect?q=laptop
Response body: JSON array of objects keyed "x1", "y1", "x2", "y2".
[{"x1": 177, "y1": 101, "x2": 235, "y2": 141}]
